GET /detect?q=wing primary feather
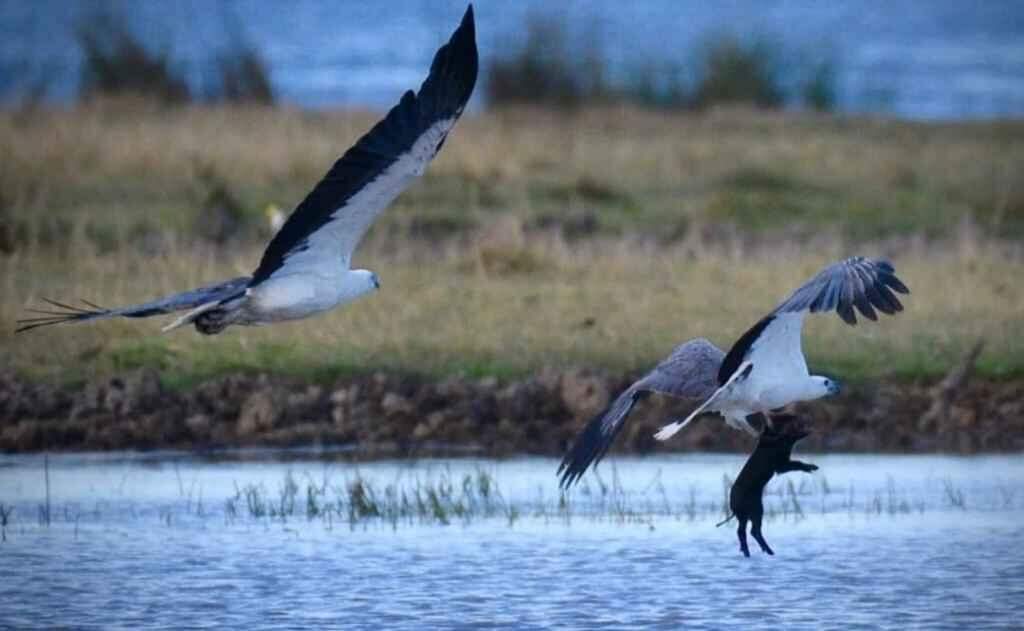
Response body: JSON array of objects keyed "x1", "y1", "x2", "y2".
[
  {"x1": 866, "y1": 277, "x2": 898, "y2": 314},
  {"x1": 41, "y1": 298, "x2": 94, "y2": 314},
  {"x1": 879, "y1": 271, "x2": 910, "y2": 294},
  {"x1": 808, "y1": 279, "x2": 832, "y2": 312},
  {"x1": 15, "y1": 320, "x2": 64, "y2": 333},
  {"x1": 822, "y1": 275, "x2": 843, "y2": 311},
  {"x1": 847, "y1": 263, "x2": 876, "y2": 321},
  {"x1": 15, "y1": 316, "x2": 71, "y2": 326},
  {"x1": 24, "y1": 308, "x2": 85, "y2": 317},
  {"x1": 558, "y1": 390, "x2": 640, "y2": 489},
  {"x1": 856, "y1": 265, "x2": 894, "y2": 314},
  {"x1": 79, "y1": 298, "x2": 106, "y2": 310},
  {"x1": 15, "y1": 297, "x2": 108, "y2": 332},
  {"x1": 852, "y1": 287, "x2": 877, "y2": 321},
  {"x1": 875, "y1": 282, "x2": 903, "y2": 312},
  {"x1": 837, "y1": 277, "x2": 857, "y2": 325}
]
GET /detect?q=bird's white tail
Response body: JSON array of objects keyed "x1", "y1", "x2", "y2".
[
  {"x1": 653, "y1": 399, "x2": 712, "y2": 441},
  {"x1": 160, "y1": 300, "x2": 222, "y2": 333},
  {"x1": 653, "y1": 360, "x2": 753, "y2": 441}
]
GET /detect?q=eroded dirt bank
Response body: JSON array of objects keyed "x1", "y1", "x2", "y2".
[{"x1": 1, "y1": 368, "x2": 1021, "y2": 455}]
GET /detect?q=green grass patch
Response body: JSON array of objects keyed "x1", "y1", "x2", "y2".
[{"x1": 704, "y1": 166, "x2": 975, "y2": 240}]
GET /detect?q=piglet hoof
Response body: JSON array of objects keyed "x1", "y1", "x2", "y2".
[
  {"x1": 805, "y1": 464, "x2": 819, "y2": 472},
  {"x1": 741, "y1": 547, "x2": 750, "y2": 558}
]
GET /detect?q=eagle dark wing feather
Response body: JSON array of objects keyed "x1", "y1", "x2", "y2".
[
  {"x1": 557, "y1": 390, "x2": 640, "y2": 489},
  {"x1": 773, "y1": 256, "x2": 910, "y2": 325},
  {"x1": 715, "y1": 256, "x2": 910, "y2": 380},
  {"x1": 249, "y1": 6, "x2": 478, "y2": 285}
]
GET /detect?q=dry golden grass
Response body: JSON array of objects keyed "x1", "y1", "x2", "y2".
[
  {"x1": 3, "y1": 229, "x2": 1022, "y2": 385},
  {"x1": 4, "y1": 101, "x2": 1023, "y2": 235},
  {"x1": 2, "y1": 102, "x2": 1022, "y2": 384}
]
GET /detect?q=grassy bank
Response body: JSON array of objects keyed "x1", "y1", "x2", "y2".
[
  {"x1": 2, "y1": 103, "x2": 1023, "y2": 385},
  {"x1": 4, "y1": 242, "x2": 1022, "y2": 386}
]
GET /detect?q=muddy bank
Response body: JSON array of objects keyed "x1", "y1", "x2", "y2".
[{"x1": 0, "y1": 368, "x2": 1021, "y2": 455}]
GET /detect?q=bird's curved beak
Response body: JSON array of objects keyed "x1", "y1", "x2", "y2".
[
  {"x1": 828, "y1": 380, "x2": 842, "y2": 396},
  {"x1": 373, "y1": 274, "x2": 381, "y2": 290}
]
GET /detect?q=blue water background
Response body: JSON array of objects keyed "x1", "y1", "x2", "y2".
[{"x1": 1, "y1": 0, "x2": 1023, "y2": 118}]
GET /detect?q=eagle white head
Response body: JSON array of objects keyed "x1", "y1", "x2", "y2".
[
  {"x1": 807, "y1": 375, "x2": 842, "y2": 400},
  {"x1": 346, "y1": 269, "x2": 381, "y2": 297}
]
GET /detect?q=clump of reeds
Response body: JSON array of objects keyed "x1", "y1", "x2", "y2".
[
  {"x1": 214, "y1": 48, "x2": 274, "y2": 105},
  {"x1": 75, "y1": 10, "x2": 273, "y2": 105},
  {"x1": 487, "y1": 14, "x2": 607, "y2": 108},
  {"x1": 942, "y1": 478, "x2": 966, "y2": 510},
  {"x1": 77, "y1": 13, "x2": 190, "y2": 104},
  {"x1": 801, "y1": 60, "x2": 838, "y2": 112},
  {"x1": 690, "y1": 35, "x2": 783, "y2": 110},
  {"x1": 221, "y1": 467, "x2": 513, "y2": 530},
  {"x1": 0, "y1": 503, "x2": 13, "y2": 542},
  {"x1": 487, "y1": 15, "x2": 837, "y2": 112}
]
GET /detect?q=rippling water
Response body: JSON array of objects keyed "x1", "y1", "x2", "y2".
[
  {"x1": 1, "y1": 452, "x2": 1022, "y2": 629},
  {"x1": 2, "y1": 0, "x2": 1023, "y2": 118}
]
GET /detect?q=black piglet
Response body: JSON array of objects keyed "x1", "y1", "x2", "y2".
[{"x1": 719, "y1": 413, "x2": 818, "y2": 557}]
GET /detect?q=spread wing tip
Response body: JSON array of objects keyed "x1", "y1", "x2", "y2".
[
  {"x1": 15, "y1": 298, "x2": 109, "y2": 333},
  {"x1": 248, "y1": 9, "x2": 478, "y2": 286},
  {"x1": 781, "y1": 256, "x2": 911, "y2": 326},
  {"x1": 426, "y1": 3, "x2": 479, "y2": 117},
  {"x1": 557, "y1": 391, "x2": 639, "y2": 489}
]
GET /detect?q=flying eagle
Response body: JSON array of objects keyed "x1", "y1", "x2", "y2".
[
  {"x1": 558, "y1": 256, "x2": 909, "y2": 488},
  {"x1": 17, "y1": 6, "x2": 478, "y2": 335}
]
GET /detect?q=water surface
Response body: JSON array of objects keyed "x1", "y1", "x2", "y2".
[
  {"x1": 1, "y1": 452, "x2": 1021, "y2": 629},
  {"x1": 2, "y1": 0, "x2": 1023, "y2": 118}
]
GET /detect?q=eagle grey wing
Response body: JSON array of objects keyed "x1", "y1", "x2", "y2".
[
  {"x1": 772, "y1": 256, "x2": 910, "y2": 325},
  {"x1": 638, "y1": 338, "x2": 725, "y2": 400},
  {"x1": 557, "y1": 338, "x2": 725, "y2": 488},
  {"x1": 249, "y1": 6, "x2": 478, "y2": 286},
  {"x1": 16, "y1": 277, "x2": 250, "y2": 333},
  {"x1": 717, "y1": 256, "x2": 911, "y2": 384}
]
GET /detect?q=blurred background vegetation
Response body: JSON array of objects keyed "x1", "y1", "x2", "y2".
[
  {"x1": 487, "y1": 15, "x2": 835, "y2": 112},
  {"x1": 1, "y1": 6, "x2": 1022, "y2": 387},
  {"x1": 65, "y1": 9, "x2": 831, "y2": 112},
  {"x1": 76, "y1": 10, "x2": 273, "y2": 106}
]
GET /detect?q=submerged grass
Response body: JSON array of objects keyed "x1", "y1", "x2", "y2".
[
  {"x1": 2, "y1": 466, "x2": 1000, "y2": 538},
  {"x1": 222, "y1": 467, "x2": 514, "y2": 529},
  {"x1": 0, "y1": 503, "x2": 12, "y2": 542}
]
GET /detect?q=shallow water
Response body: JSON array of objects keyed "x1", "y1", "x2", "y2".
[{"x1": 1, "y1": 452, "x2": 1022, "y2": 629}]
